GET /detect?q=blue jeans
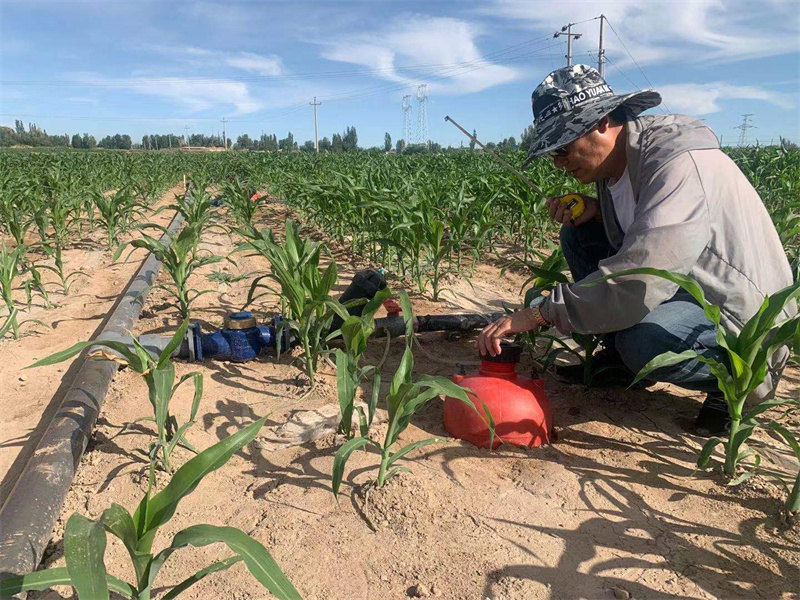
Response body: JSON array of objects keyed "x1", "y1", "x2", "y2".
[{"x1": 560, "y1": 222, "x2": 726, "y2": 393}]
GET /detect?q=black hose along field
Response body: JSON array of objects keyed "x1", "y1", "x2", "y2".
[{"x1": 1, "y1": 147, "x2": 799, "y2": 599}]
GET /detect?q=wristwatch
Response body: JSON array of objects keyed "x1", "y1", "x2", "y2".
[{"x1": 529, "y1": 295, "x2": 550, "y2": 328}]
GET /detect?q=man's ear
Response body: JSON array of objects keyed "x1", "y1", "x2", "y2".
[{"x1": 596, "y1": 116, "x2": 611, "y2": 133}]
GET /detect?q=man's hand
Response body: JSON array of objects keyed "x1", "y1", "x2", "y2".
[
  {"x1": 546, "y1": 194, "x2": 600, "y2": 226},
  {"x1": 477, "y1": 309, "x2": 539, "y2": 357}
]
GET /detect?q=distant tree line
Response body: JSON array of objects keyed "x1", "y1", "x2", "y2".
[
  {"x1": 0, "y1": 116, "x2": 543, "y2": 152},
  {"x1": 0, "y1": 120, "x2": 70, "y2": 147}
]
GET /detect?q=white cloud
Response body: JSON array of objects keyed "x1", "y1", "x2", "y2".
[
  {"x1": 145, "y1": 45, "x2": 284, "y2": 77},
  {"x1": 225, "y1": 52, "x2": 283, "y2": 76},
  {"x1": 320, "y1": 16, "x2": 523, "y2": 96},
  {"x1": 65, "y1": 72, "x2": 263, "y2": 114},
  {"x1": 123, "y1": 77, "x2": 262, "y2": 114},
  {"x1": 65, "y1": 96, "x2": 100, "y2": 105},
  {"x1": 482, "y1": 0, "x2": 799, "y2": 68},
  {"x1": 657, "y1": 82, "x2": 794, "y2": 115}
]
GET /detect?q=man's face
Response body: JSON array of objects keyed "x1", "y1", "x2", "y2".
[{"x1": 551, "y1": 119, "x2": 623, "y2": 184}]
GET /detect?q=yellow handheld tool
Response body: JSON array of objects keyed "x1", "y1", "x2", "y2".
[
  {"x1": 444, "y1": 115, "x2": 585, "y2": 220},
  {"x1": 558, "y1": 193, "x2": 585, "y2": 220}
]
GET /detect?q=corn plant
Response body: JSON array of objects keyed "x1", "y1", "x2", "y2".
[
  {"x1": 236, "y1": 220, "x2": 347, "y2": 385},
  {"x1": 93, "y1": 188, "x2": 144, "y2": 250},
  {"x1": 592, "y1": 268, "x2": 800, "y2": 482},
  {"x1": 334, "y1": 287, "x2": 392, "y2": 438},
  {"x1": 332, "y1": 291, "x2": 494, "y2": 495},
  {"x1": 115, "y1": 225, "x2": 225, "y2": 320},
  {"x1": 0, "y1": 417, "x2": 302, "y2": 600},
  {"x1": 33, "y1": 195, "x2": 86, "y2": 294},
  {"x1": 222, "y1": 177, "x2": 268, "y2": 228},
  {"x1": 0, "y1": 243, "x2": 48, "y2": 339},
  {"x1": 158, "y1": 185, "x2": 225, "y2": 235},
  {"x1": 28, "y1": 321, "x2": 202, "y2": 473}
]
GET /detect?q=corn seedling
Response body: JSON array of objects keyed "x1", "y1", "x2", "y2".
[
  {"x1": 334, "y1": 287, "x2": 392, "y2": 438},
  {"x1": 0, "y1": 243, "x2": 48, "y2": 339},
  {"x1": 0, "y1": 417, "x2": 302, "y2": 600},
  {"x1": 93, "y1": 188, "x2": 144, "y2": 250},
  {"x1": 115, "y1": 225, "x2": 225, "y2": 320},
  {"x1": 332, "y1": 291, "x2": 494, "y2": 495},
  {"x1": 222, "y1": 177, "x2": 268, "y2": 228},
  {"x1": 34, "y1": 195, "x2": 87, "y2": 294},
  {"x1": 237, "y1": 220, "x2": 347, "y2": 385},
  {"x1": 592, "y1": 268, "x2": 800, "y2": 481},
  {"x1": 28, "y1": 321, "x2": 203, "y2": 473}
]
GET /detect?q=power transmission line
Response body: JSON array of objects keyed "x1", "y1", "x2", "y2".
[{"x1": 603, "y1": 17, "x2": 671, "y2": 113}]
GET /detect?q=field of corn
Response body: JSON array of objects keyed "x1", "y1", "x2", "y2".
[{"x1": 1, "y1": 145, "x2": 799, "y2": 600}]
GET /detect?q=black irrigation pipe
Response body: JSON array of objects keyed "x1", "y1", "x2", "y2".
[{"x1": 0, "y1": 209, "x2": 185, "y2": 583}]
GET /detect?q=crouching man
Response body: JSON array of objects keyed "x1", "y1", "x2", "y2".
[{"x1": 478, "y1": 65, "x2": 794, "y2": 436}]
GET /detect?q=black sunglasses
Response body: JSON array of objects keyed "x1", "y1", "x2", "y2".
[{"x1": 546, "y1": 146, "x2": 569, "y2": 159}]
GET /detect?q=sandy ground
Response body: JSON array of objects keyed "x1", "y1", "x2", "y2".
[
  {"x1": 0, "y1": 185, "x2": 184, "y2": 507},
  {"x1": 6, "y1": 196, "x2": 799, "y2": 599}
]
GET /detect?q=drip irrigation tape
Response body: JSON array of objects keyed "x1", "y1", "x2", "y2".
[{"x1": 0, "y1": 208, "x2": 186, "y2": 585}]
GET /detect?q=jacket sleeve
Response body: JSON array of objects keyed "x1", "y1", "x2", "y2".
[{"x1": 541, "y1": 152, "x2": 712, "y2": 334}]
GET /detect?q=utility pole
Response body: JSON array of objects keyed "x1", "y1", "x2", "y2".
[
  {"x1": 597, "y1": 15, "x2": 606, "y2": 76},
  {"x1": 168, "y1": 134, "x2": 172, "y2": 150},
  {"x1": 554, "y1": 23, "x2": 582, "y2": 66},
  {"x1": 184, "y1": 125, "x2": 189, "y2": 147},
  {"x1": 309, "y1": 97, "x2": 321, "y2": 152},
  {"x1": 221, "y1": 117, "x2": 228, "y2": 150},
  {"x1": 734, "y1": 114, "x2": 755, "y2": 146}
]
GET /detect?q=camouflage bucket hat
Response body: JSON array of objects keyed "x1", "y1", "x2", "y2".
[{"x1": 526, "y1": 64, "x2": 662, "y2": 160}]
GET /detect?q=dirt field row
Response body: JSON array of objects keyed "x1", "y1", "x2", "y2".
[{"x1": 5, "y1": 193, "x2": 798, "y2": 599}]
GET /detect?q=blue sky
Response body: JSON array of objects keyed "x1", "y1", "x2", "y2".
[{"x1": 1, "y1": 0, "x2": 798, "y2": 148}]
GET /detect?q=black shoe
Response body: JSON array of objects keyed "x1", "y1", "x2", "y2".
[
  {"x1": 694, "y1": 394, "x2": 731, "y2": 437},
  {"x1": 554, "y1": 348, "x2": 642, "y2": 388}
]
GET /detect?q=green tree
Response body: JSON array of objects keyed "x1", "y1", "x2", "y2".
[
  {"x1": 470, "y1": 129, "x2": 477, "y2": 151},
  {"x1": 343, "y1": 126, "x2": 358, "y2": 152},
  {"x1": 236, "y1": 133, "x2": 254, "y2": 150},
  {"x1": 301, "y1": 140, "x2": 316, "y2": 153},
  {"x1": 396, "y1": 139, "x2": 406, "y2": 154},
  {"x1": 331, "y1": 133, "x2": 344, "y2": 153},
  {"x1": 319, "y1": 136, "x2": 332, "y2": 152},
  {"x1": 278, "y1": 132, "x2": 295, "y2": 152},
  {"x1": 384, "y1": 132, "x2": 392, "y2": 152},
  {"x1": 71, "y1": 134, "x2": 82, "y2": 149}
]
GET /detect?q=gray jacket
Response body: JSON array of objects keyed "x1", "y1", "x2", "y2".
[{"x1": 541, "y1": 114, "x2": 794, "y2": 402}]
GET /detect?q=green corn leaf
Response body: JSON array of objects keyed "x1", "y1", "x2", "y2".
[
  {"x1": 587, "y1": 267, "x2": 722, "y2": 327},
  {"x1": 64, "y1": 513, "x2": 110, "y2": 600},
  {"x1": 740, "y1": 396, "x2": 798, "y2": 424},
  {"x1": 383, "y1": 465, "x2": 412, "y2": 483},
  {"x1": 160, "y1": 556, "x2": 244, "y2": 600},
  {"x1": 101, "y1": 503, "x2": 137, "y2": 557},
  {"x1": 25, "y1": 338, "x2": 144, "y2": 371},
  {"x1": 335, "y1": 349, "x2": 356, "y2": 438},
  {"x1": 629, "y1": 349, "x2": 699, "y2": 386},
  {"x1": 728, "y1": 454, "x2": 761, "y2": 486},
  {"x1": 767, "y1": 421, "x2": 800, "y2": 461},
  {"x1": 697, "y1": 436, "x2": 724, "y2": 468},
  {"x1": 0, "y1": 307, "x2": 18, "y2": 338},
  {"x1": 332, "y1": 436, "x2": 371, "y2": 497},
  {"x1": 387, "y1": 437, "x2": 444, "y2": 468},
  {"x1": 134, "y1": 416, "x2": 266, "y2": 542},
  {"x1": 368, "y1": 371, "x2": 381, "y2": 428},
  {"x1": 0, "y1": 568, "x2": 135, "y2": 598},
  {"x1": 157, "y1": 319, "x2": 190, "y2": 368},
  {"x1": 145, "y1": 525, "x2": 301, "y2": 600}
]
